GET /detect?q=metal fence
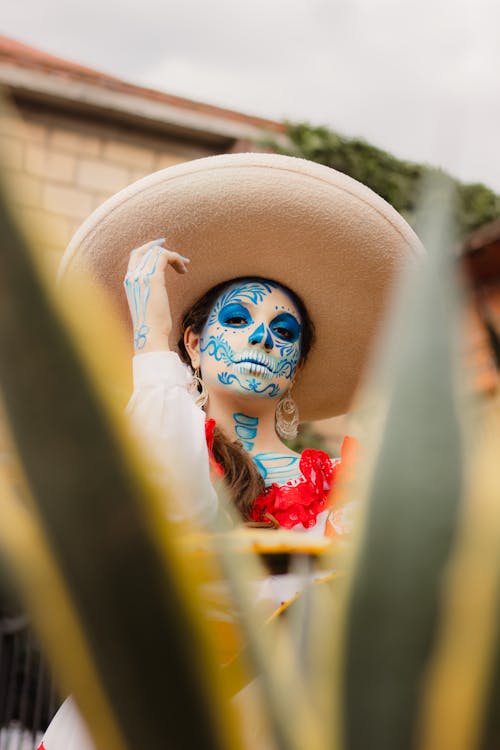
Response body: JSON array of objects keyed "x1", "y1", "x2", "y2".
[{"x1": 0, "y1": 610, "x2": 58, "y2": 750}]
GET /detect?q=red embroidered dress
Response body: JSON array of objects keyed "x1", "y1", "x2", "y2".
[
  {"x1": 205, "y1": 418, "x2": 347, "y2": 530},
  {"x1": 250, "y1": 449, "x2": 336, "y2": 529}
]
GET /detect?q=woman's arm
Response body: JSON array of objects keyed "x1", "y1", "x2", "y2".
[
  {"x1": 123, "y1": 238, "x2": 188, "y2": 354},
  {"x1": 126, "y1": 350, "x2": 218, "y2": 526},
  {"x1": 123, "y1": 240, "x2": 217, "y2": 526}
]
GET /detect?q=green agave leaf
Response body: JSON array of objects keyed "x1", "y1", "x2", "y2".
[
  {"x1": 414, "y1": 404, "x2": 500, "y2": 750},
  {"x1": 473, "y1": 408, "x2": 500, "y2": 750},
  {"x1": 341, "y1": 175, "x2": 464, "y2": 750},
  {"x1": 481, "y1": 606, "x2": 500, "y2": 750},
  {"x1": 211, "y1": 515, "x2": 326, "y2": 750},
  {"x1": 0, "y1": 163, "x2": 233, "y2": 749},
  {"x1": 462, "y1": 408, "x2": 500, "y2": 750},
  {"x1": 0, "y1": 483, "x2": 127, "y2": 750}
]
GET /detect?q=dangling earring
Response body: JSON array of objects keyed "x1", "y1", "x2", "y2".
[
  {"x1": 275, "y1": 390, "x2": 299, "y2": 440},
  {"x1": 190, "y1": 368, "x2": 208, "y2": 408}
]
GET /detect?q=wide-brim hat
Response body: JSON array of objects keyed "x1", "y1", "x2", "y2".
[{"x1": 60, "y1": 152, "x2": 424, "y2": 421}]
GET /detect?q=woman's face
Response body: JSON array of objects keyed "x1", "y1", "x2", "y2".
[{"x1": 197, "y1": 279, "x2": 302, "y2": 400}]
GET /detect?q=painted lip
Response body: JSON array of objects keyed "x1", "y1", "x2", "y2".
[
  {"x1": 237, "y1": 357, "x2": 273, "y2": 373},
  {"x1": 232, "y1": 350, "x2": 278, "y2": 380},
  {"x1": 233, "y1": 350, "x2": 275, "y2": 373},
  {"x1": 234, "y1": 361, "x2": 274, "y2": 380}
]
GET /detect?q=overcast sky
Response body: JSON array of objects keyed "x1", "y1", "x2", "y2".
[{"x1": 3, "y1": 0, "x2": 500, "y2": 190}]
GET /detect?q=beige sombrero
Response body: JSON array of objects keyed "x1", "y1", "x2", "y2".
[{"x1": 60, "y1": 152, "x2": 424, "y2": 421}]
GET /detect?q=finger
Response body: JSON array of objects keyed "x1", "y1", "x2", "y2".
[
  {"x1": 145, "y1": 248, "x2": 189, "y2": 275},
  {"x1": 142, "y1": 245, "x2": 172, "y2": 275},
  {"x1": 127, "y1": 238, "x2": 166, "y2": 271},
  {"x1": 130, "y1": 243, "x2": 168, "y2": 276},
  {"x1": 131, "y1": 245, "x2": 158, "y2": 275},
  {"x1": 167, "y1": 252, "x2": 190, "y2": 274}
]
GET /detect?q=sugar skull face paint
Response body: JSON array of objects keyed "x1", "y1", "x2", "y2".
[{"x1": 198, "y1": 279, "x2": 303, "y2": 400}]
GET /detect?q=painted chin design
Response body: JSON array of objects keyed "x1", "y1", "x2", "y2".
[{"x1": 233, "y1": 350, "x2": 276, "y2": 381}]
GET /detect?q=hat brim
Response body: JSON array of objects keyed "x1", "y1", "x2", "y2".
[{"x1": 60, "y1": 153, "x2": 424, "y2": 421}]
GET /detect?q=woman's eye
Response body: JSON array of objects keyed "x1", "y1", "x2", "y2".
[
  {"x1": 218, "y1": 302, "x2": 252, "y2": 328},
  {"x1": 271, "y1": 313, "x2": 301, "y2": 343},
  {"x1": 274, "y1": 326, "x2": 293, "y2": 340},
  {"x1": 226, "y1": 315, "x2": 249, "y2": 325}
]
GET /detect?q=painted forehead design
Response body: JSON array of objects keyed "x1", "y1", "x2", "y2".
[{"x1": 207, "y1": 279, "x2": 301, "y2": 326}]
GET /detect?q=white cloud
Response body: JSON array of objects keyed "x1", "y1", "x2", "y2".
[{"x1": 2, "y1": 0, "x2": 499, "y2": 188}]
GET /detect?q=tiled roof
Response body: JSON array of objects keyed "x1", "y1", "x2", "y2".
[{"x1": 0, "y1": 34, "x2": 285, "y2": 133}]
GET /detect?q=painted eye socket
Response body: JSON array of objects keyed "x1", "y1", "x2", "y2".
[
  {"x1": 227, "y1": 315, "x2": 248, "y2": 325},
  {"x1": 274, "y1": 326, "x2": 294, "y2": 340},
  {"x1": 270, "y1": 313, "x2": 301, "y2": 343},
  {"x1": 219, "y1": 302, "x2": 252, "y2": 328}
]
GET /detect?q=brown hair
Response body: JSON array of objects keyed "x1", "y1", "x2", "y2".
[{"x1": 177, "y1": 277, "x2": 315, "y2": 520}]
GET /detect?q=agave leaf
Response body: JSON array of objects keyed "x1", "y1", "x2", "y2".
[
  {"x1": 0, "y1": 479, "x2": 126, "y2": 750},
  {"x1": 340, "y1": 175, "x2": 464, "y2": 750},
  {"x1": 0, "y1": 157, "x2": 238, "y2": 749},
  {"x1": 416, "y1": 399, "x2": 500, "y2": 750},
  {"x1": 211, "y1": 514, "x2": 327, "y2": 750},
  {"x1": 481, "y1": 610, "x2": 500, "y2": 750}
]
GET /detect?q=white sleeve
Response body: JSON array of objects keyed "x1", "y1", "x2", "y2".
[
  {"x1": 38, "y1": 697, "x2": 95, "y2": 750},
  {"x1": 125, "y1": 351, "x2": 218, "y2": 526}
]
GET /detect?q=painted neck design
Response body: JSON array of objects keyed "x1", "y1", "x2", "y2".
[
  {"x1": 230, "y1": 412, "x2": 302, "y2": 483},
  {"x1": 232, "y1": 412, "x2": 258, "y2": 451}
]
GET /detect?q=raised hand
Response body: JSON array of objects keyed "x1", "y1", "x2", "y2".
[{"x1": 123, "y1": 239, "x2": 190, "y2": 353}]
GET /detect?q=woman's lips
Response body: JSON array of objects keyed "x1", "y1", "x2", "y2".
[
  {"x1": 233, "y1": 349, "x2": 274, "y2": 370},
  {"x1": 234, "y1": 358, "x2": 274, "y2": 380},
  {"x1": 239, "y1": 357, "x2": 272, "y2": 371}
]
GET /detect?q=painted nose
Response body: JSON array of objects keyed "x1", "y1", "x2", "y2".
[{"x1": 248, "y1": 323, "x2": 273, "y2": 350}]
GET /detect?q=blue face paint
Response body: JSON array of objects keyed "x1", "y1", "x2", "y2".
[
  {"x1": 218, "y1": 372, "x2": 280, "y2": 397},
  {"x1": 219, "y1": 302, "x2": 253, "y2": 328},
  {"x1": 233, "y1": 412, "x2": 258, "y2": 451},
  {"x1": 200, "y1": 339, "x2": 297, "y2": 382},
  {"x1": 199, "y1": 279, "x2": 303, "y2": 400},
  {"x1": 209, "y1": 281, "x2": 274, "y2": 326},
  {"x1": 199, "y1": 334, "x2": 235, "y2": 365},
  {"x1": 270, "y1": 312, "x2": 301, "y2": 344},
  {"x1": 248, "y1": 322, "x2": 274, "y2": 350}
]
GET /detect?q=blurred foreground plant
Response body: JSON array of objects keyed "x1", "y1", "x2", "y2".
[{"x1": 0, "y1": 147, "x2": 499, "y2": 750}]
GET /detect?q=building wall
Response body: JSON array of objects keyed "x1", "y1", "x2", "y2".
[{"x1": 1, "y1": 102, "x2": 216, "y2": 273}]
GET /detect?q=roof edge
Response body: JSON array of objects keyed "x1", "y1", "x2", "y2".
[
  {"x1": 0, "y1": 63, "x2": 289, "y2": 146},
  {"x1": 0, "y1": 34, "x2": 285, "y2": 137}
]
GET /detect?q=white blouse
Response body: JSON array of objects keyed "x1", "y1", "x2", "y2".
[{"x1": 125, "y1": 350, "x2": 219, "y2": 527}]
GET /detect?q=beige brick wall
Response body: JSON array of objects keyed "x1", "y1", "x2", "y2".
[{"x1": 0, "y1": 104, "x2": 215, "y2": 273}]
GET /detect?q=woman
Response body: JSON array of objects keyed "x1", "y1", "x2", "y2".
[
  {"x1": 124, "y1": 243, "x2": 336, "y2": 534},
  {"x1": 104, "y1": 152, "x2": 421, "y2": 536},
  {"x1": 40, "y1": 152, "x2": 423, "y2": 750}
]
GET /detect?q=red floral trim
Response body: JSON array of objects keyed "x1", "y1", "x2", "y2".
[
  {"x1": 36, "y1": 744, "x2": 45, "y2": 750},
  {"x1": 249, "y1": 449, "x2": 336, "y2": 529},
  {"x1": 204, "y1": 418, "x2": 358, "y2": 530}
]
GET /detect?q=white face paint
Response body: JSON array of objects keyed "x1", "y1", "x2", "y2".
[{"x1": 198, "y1": 279, "x2": 303, "y2": 400}]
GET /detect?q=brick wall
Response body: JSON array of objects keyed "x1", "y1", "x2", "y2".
[{"x1": 0, "y1": 103, "x2": 215, "y2": 273}]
